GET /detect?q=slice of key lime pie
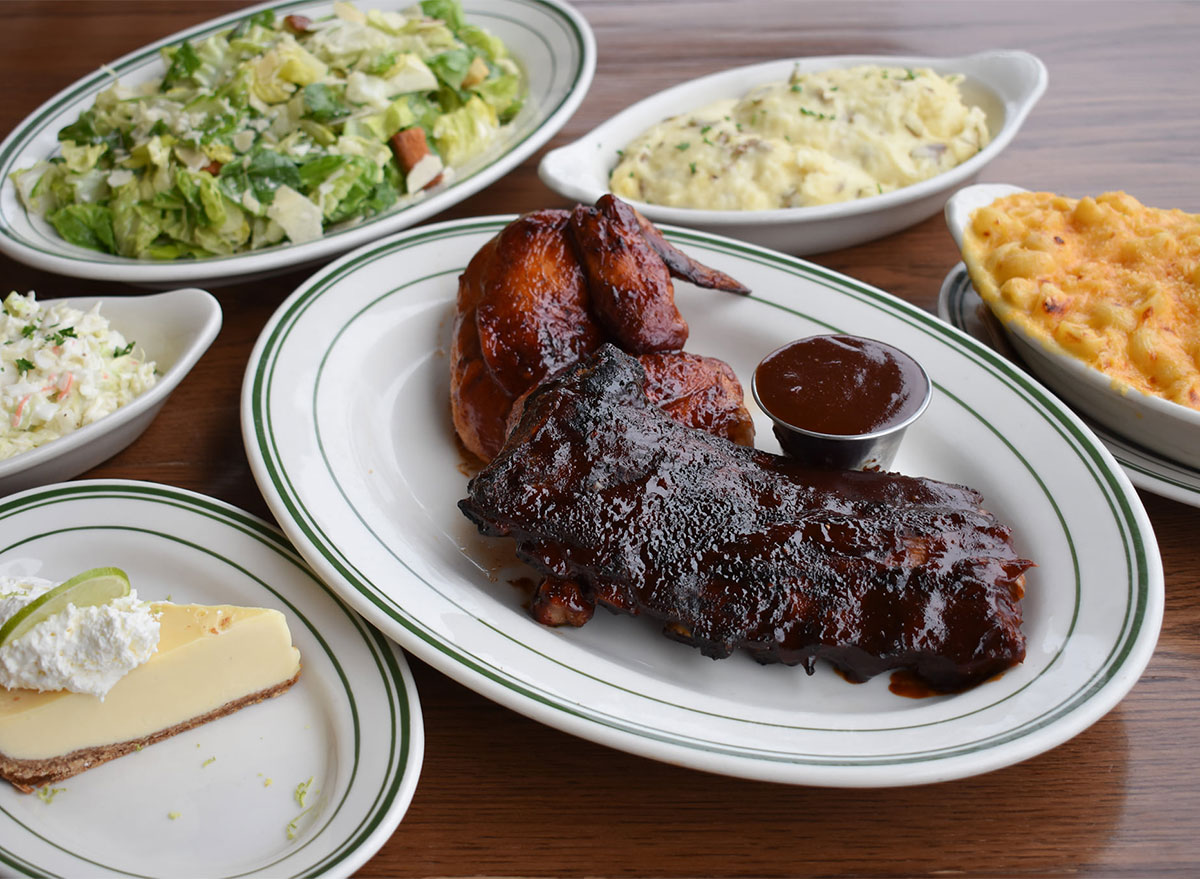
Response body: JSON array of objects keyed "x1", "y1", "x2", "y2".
[{"x1": 0, "y1": 567, "x2": 301, "y2": 792}]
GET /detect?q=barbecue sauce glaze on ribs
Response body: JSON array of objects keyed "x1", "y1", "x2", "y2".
[{"x1": 460, "y1": 345, "x2": 1033, "y2": 692}]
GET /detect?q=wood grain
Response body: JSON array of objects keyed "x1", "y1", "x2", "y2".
[{"x1": 1, "y1": 1, "x2": 1198, "y2": 876}]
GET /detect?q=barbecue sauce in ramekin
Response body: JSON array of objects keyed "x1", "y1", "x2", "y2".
[{"x1": 752, "y1": 334, "x2": 930, "y2": 470}]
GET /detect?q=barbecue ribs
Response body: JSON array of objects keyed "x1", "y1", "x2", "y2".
[{"x1": 459, "y1": 345, "x2": 1033, "y2": 692}]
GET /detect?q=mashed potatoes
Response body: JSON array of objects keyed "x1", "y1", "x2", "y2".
[
  {"x1": 962, "y1": 190, "x2": 1200, "y2": 409},
  {"x1": 609, "y1": 64, "x2": 990, "y2": 210}
]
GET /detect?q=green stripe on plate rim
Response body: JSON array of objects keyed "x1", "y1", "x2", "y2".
[
  {"x1": 248, "y1": 221, "x2": 1149, "y2": 767},
  {"x1": 0, "y1": 481, "x2": 412, "y2": 879},
  {"x1": 0, "y1": 0, "x2": 588, "y2": 263},
  {"x1": 946, "y1": 266, "x2": 1200, "y2": 492}
]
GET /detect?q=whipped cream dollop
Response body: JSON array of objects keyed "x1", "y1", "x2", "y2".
[{"x1": 0, "y1": 575, "x2": 160, "y2": 698}]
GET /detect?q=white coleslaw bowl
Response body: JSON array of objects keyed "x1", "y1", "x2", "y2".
[
  {"x1": 945, "y1": 182, "x2": 1200, "y2": 469},
  {"x1": 539, "y1": 50, "x2": 1046, "y2": 256},
  {"x1": 0, "y1": 287, "x2": 222, "y2": 495}
]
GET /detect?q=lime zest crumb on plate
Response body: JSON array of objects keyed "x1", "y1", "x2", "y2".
[
  {"x1": 36, "y1": 786, "x2": 65, "y2": 804},
  {"x1": 294, "y1": 776, "x2": 315, "y2": 808}
]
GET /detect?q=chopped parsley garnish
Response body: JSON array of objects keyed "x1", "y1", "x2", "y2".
[
  {"x1": 20, "y1": 325, "x2": 35, "y2": 339},
  {"x1": 15, "y1": 358, "x2": 34, "y2": 375},
  {"x1": 47, "y1": 326, "x2": 77, "y2": 346},
  {"x1": 904, "y1": 68, "x2": 917, "y2": 80},
  {"x1": 699, "y1": 125, "x2": 712, "y2": 135},
  {"x1": 113, "y1": 341, "x2": 135, "y2": 357},
  {"x1": 790, "y1": 84, "x2": 801, "y2": 93},
  {"x1": 674, "y1": 142, "x2": 690, "y2": 151},
  {"x1": 799, "y1": 107, "x2": 835, "y2": 121},
  {"x1": 689, "y1": 162, "x2": 697, "y2": 175}
]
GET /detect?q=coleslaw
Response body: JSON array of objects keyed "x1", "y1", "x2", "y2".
[{"x1": 0, "y1": 292, "x2": 158, "y2": 460}]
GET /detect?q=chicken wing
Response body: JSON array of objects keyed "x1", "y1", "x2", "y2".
[{"x1": 451, "y1": 197, "x2": 753, "y2": 462}]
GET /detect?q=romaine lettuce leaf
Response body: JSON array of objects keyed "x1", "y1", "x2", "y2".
[
  {"x1": 218, "y1": 148, "x2": 301, "y2": 205},
  {"x1": 432, "y1": 94, "x2": 497, "y2": 167},
  {"x1": 57, "y1": 109, "x2": 125, "y2": 155},
  {"x1": 175, "y1": 168, "x2": 228, "y2": 226},
  {"x1": 421, "y1": 0, "x2": 466, "y2": 31},
  {"x1": 192, "y1": 199, "x2": 250, "y2": 254},
  {"x1": 303, "y1": 83, "x2": 351, "y2": 123},
  {"x1": 472, "y1": 68, "x2": 522, "y2": 118},
  {"x1": 458, "y1": 24, "x2": 507, "y2": 62},
  {"x1": 9, "y1": 163, "x2": 62, "y2": 216},
  {"x1": 161, "y1": 41, "x2": 202, "y2": 90},
  {"x1": 144, "y1": 239, "x2": 214, "y2": 260},
  {"x1": 60, "y1": 141, "x2": 108, "y2": 174},
  {"x1": 47, "y1": 203, "x2": 117, "y2": 253},
  {"x1": 428, "y1": 48, "x2": 474, "y2": 90},
  {"x1": 110, "y1": 183, "x2": 165, "y2": 257}
]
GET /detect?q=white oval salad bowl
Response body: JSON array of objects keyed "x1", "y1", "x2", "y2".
[
  {"x1": 0, "y1": 287, "x2": 221, "y2": 495},
  {"x1": 539, "y1": 50, "x2": 1046, "y2": 256},
  {"x1": 0, "y1": 0, "x2": 595, "y2": 287},
  {"x1": 945, "y1": 182, "x2": 1200, "y2": 469}
]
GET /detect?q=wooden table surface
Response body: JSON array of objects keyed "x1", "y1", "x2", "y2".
[{"x1": 3, "y1": 1, "x2": 1198, "y2": 876}]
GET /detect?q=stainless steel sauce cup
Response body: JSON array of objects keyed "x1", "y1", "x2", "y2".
[{"x1": 751, "y1": 335, "x2": 932, "y2": 471}]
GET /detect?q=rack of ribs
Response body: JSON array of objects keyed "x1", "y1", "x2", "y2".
[{"x1": 459, "y1": 345, "x2": 1033, "y2": 692}]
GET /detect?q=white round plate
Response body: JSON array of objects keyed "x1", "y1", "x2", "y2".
[
  {"x1": 938, "y1": 262, "x2": 1200, "y2": 508},
  {"x1": 0, "y1": 0, "x2": 595, "y2": 287},
  {"x1": 0, "y1": 288, "x2": 222, "y2": 498},
  {"x1": 0, "y1": 480, "x2": 422, "y2": 878},
  {"x1": 243, "y1": 217, "x2": 1162, "y2": 787},
  {"x1": 539, "y1": 50, "x2": 1045, "y2": 255}
]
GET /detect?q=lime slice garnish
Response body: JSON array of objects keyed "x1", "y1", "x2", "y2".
[{"x1": 0, "y1": 567, "x2": 131, "y2": 647}]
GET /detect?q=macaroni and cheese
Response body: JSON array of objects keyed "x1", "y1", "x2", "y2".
[{"x1": 962, "y1": 190, "x2": 1200, "y2": 409}]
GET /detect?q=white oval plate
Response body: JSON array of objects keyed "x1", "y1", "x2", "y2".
[
  {"x1": 0, "y1": 288, "x2": 222, "y2": 497},
  {"x1": 945, "y1": 182, "x2": 1200, "y2": 470},
  {"x1": 0, "y1": 0, "x2": 595, "y2": 287},
  {"x1": 539, "y1": 50, "x2": 1046, "y2": 255},
  {"x1": 243, "y1": 217, "x2": 1161, "y2": 787},
  {"x1": 0, "y1": 479, "x2": 422, "y2": 878},
  {"x1": 938, "y1": 261, "x2": 1200, "y2": 508}
]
